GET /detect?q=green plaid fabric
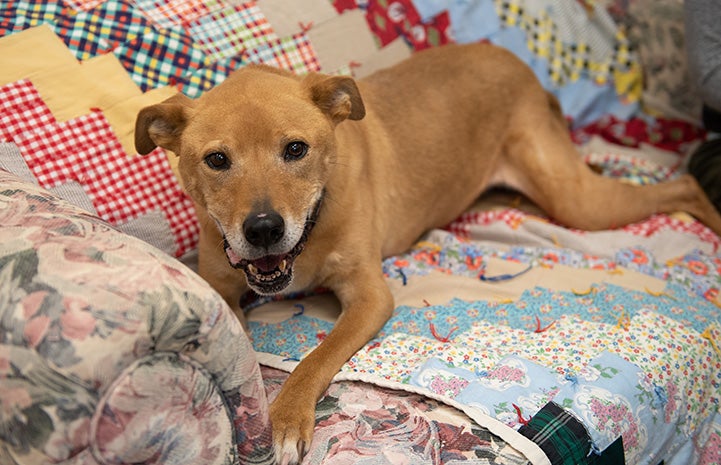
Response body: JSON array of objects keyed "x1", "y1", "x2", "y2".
[{"x1": 518, "y1": 401, "x2": 595, "y2": 465}]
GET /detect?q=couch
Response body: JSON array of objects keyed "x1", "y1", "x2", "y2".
[{"x1": 2, "y1": 1, "x2": 720, "y2": 464}]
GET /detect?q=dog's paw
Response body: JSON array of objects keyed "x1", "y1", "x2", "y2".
[{"x1": 270, "y1": 401, "x2": 314, "y2": 465}]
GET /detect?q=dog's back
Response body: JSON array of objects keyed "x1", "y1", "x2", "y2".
[{"x1": 343, "y1": 43, "x2": 554, "y2": 256}]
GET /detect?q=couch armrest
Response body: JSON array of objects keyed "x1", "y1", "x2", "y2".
[{"x1": 0, "y1": 168, "x2": 272, "y2": 465}]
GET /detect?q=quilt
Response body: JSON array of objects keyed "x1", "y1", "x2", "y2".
[
  {"x1": 1, "y1": 0, "x2": 719, "y2": 464},
  {"x1": 248, "y1": 196, "x2": 721, "y2": 464}
]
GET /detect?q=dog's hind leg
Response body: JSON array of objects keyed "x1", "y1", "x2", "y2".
[{"x1": 500, "y1": 95, "x2": 721, "y2": 236}]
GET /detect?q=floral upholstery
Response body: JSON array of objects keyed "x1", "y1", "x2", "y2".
[{"x1": 0, "y1": 169, "x2": 273, "y2": 465}]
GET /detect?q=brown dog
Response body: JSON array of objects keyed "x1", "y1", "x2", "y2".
[{"x1": 135, "y1": 43, "x2": 721, "y2": 463}]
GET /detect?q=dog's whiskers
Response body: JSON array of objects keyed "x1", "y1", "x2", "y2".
[
  {"x1": 320, "y1": 191, "x2": 340, "y2": 208},
  {"x1": 328, "y1": 160, "x2": 351, "y2": 169}
]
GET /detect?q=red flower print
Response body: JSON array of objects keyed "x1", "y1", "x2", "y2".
[
  {"x1": 631, "y1": 249, "x2": 648, "y2": 264},
  {"x1": 687, "y1": 260, "x2": 708, "y2": 275},
  {"x1": 704, "y1": 288, "x2": 719, "y2": 302}
]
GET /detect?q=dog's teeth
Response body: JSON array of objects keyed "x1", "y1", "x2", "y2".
[{"x1": 248, "y1": 262, "x2": 286, "y2": 282}]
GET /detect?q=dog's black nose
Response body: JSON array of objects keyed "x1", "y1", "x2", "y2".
[{"x1": 243, "y1": 211, "x2": 285, "y2": 249}]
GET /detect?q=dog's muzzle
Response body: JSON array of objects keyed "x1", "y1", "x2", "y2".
[{"x1": 224, "y1": 193, "x2": 324, "y2": 295}]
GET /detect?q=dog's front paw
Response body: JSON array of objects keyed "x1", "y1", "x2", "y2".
[{"x1": 270, "y1": 399, "x2": 315, "y2": 465}]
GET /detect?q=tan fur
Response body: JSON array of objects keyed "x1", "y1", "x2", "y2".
[{"x1": 135, "y1": 43, "x2": 721, "y2": 464}]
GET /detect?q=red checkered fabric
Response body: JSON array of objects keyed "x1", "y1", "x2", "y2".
[
  {"x1": 445, "y1": 209, "x2": 532, "y2": 238},
  {"x1": 622, "y1": 214, "x2": 721, "y2": 249},
  {"x1": 0, "y1": 79, "x2": 57, "y2": 142},
  {"x1": 134, "y1": 0, "x2": 211, "y2": 28},
  {"x1": 13, "y1": 109, "x2": 198, "y2": 257},
  {"x1": 447, "y1": 208, "x2": 721, "y2": 250}
]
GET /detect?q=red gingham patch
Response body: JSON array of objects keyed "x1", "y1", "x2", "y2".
[
  {"x1": 14, "y1": 110, "x2": 198, "y2": 257},
  {"x1": 446, "y1": 209, "x2": 533, "y2": 238},
  {"x1": 448, "y1": 207, "x2": 721, "y2": 251},
  {"x1": 621, "y1": 214, "x2": 721, "y2": 250},
  {"x1": 0, "y1": 79, "x2": 57, "y2": 142}
]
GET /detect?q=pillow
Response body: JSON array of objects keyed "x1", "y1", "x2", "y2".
[{"x1": 0, "y1": 168, "x2": 273, "y2": 465}]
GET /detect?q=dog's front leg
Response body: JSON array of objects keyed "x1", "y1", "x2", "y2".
[{"x1": 269, "y1": 267, "x2": 394, "y2": 464}]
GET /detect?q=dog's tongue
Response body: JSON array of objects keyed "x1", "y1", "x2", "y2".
[{"x1": 252, "y1": 254, "x2": 284, "y2": 272}]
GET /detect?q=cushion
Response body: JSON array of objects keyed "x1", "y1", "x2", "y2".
[{"x1": 0, "y1": 168, "x2": 273, "y2": 465}]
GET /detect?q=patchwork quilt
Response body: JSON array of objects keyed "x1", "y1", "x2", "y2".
[{"x1": 1, "y1": 1, "x2": 719, "y2": 464}]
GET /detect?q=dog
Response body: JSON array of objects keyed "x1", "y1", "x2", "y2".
[{"x1": 135, "y1": 43, "x2": 721, "y2": 464}]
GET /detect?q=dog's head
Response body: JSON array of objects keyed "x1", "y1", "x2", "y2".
[{"x1": 134, "y1": 66, "x2": 365, "y2": 295}]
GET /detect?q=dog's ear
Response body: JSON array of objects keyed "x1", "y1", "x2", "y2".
[
  {"x1": 134, "y1": 93, "x2": 194, "y2": 155},
  {"x1": 304, "y1": 73, "x2": 365, "y2": 124}
]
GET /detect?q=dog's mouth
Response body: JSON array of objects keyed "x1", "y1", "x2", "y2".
[
  {"x1": 224, "y1": 193, "x2": 324, "y2": 295},
  {"x1": 224, "y1": 236, "x2": 304, "y2": 295}
]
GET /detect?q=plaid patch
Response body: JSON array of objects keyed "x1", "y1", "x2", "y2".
[
  {"x1": 518, "y1": 401, "x2": 592, "y2": 465},
  {"x1": 0, "y1": 80, "x2": 57, "y2": 142},
  {"x1": 113, "y1": 25, "x2": 208, "y2": 91},
  {"x1": 134, "y1": 0, "x2": 217, "y2": 29},
  {"x1": 0, "y1": 0, "x2": 63, "y2": 36},
  {"x1": 176, "y1": 54, "x2": 244, "y2": 98},
  {"x1": 52, "y1": 9, "x2": 112, "y2": 59},
  {"x1": 52, "y1": 1, "x2": 152, "y2": 59},
  {"x1": 13, "y1": 110, "x2": 198, "y2": 257},
  {"x1": 187, "y1": 1, "x2": 276, "y2": 63},
  {"x1": 243, "y1": 33, "x2": 321, "y2": 75},
  {"x1": 63, "y1": 0, "x2": 107, "y2": 12},
  {"x1": 86, "y1": 0, "x2": 150, "y2": 46},
  {"x1": 1, "y1": 1, "x2": 151, "y2": 60}
]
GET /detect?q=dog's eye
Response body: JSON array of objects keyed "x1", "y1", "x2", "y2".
[
  {"x1": 284, "y1": 141, "x2": 308, "y2": 161},
  {"x1": 205, "y1": 152, "x2": 230, "y2": 170}
]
